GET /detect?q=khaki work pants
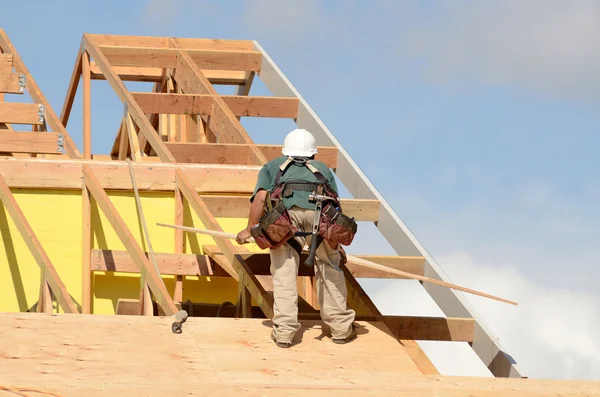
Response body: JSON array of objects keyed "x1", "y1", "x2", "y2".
[{"x1": 269, "y1": 206, "x2": 356, "y2": 343}]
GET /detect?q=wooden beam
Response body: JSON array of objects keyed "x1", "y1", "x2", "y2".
[
  {"x1": 0, "y1": 54, "x2": 12, "y2": 72},
  {"x1": 82, "y1": 185, "x2": 92, "y2": 314},
  {"x1": 82, "y1": 165, "x2": 178, "y2": 316},
  {"x1": 383, "y1": 315, "x2": 475, "y2": 343},
  {"x1": 0, "y1": 30, "x2": 81, "y2": 158},
  {"x1": 83, "y1": 35, "x2": 175, "y2": 163},
  {"x1": 166, "y1": 142, "x2": 337, "y2": 167},
  {"x1": 340, "y1": 264, "x2": 439, "y2": 375},
  {"x1": 0, "y1": 103, "x2": 43, "y2": 125},
  {"x1": 171, "y1": 45, "x2": 267, "y2": 165},
  {"x1": 100, "y1": 46, "x2": 262, "y2": 71},
  {"x1": 0, "y1": 73, "x2": 24, "y2": 93},
  {"x1": 132, "y1": 93, "x2": 299, "y2": 118},
  {"x1": 0, "y1": 173, "x2": 78, "y2": 313},
  {"x1": 60, "y1": 42, "x2": 83, "y2": 127},
  {"x1": 196, "y1": 195, "x2": 380, "y2": 221},
  {"x1": 82, "y1": 50, "x2": 91, "y2": 159},
  {"x1": 176, "y1": 168, "x2": 274, "y2": 318},
  {"x1": 87, "y1": 33, "x2": 254, "y2": 51},
  {"x1": 91, "y1": 248, "x2": 425, "y2": 279},
  {"x1": 0, "y1": 132, "x2": 62, "y2": 153},
  {"x1": 125, "y1": 113, "x2": 142, "y2": 161},
  {"x1": 90, "y1": 63, "x2": 247, "y2": 84},
  {"x1": 173, "y1": 187, "x2": 184, "y2": 302},
  {"x1": 0, "y1": 158, "x2": 260, "y2": 193}
]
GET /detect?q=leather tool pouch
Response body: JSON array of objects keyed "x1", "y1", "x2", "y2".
[
  {"x1": 318, "y1": 204, "x2": 358, "y2": 246},
  {"x1": 250, "y1": 189, "x2": 298, "y2": 250}
]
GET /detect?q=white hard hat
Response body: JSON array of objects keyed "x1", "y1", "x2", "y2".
[{"x1": 282, "y1": 128, "x2": 318, "y2": 157}]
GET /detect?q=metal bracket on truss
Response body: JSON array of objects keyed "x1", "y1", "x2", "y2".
[
  {"x1": 18, "y1": 74, "x2": 25, "y2": 93},
  {"x1": 37, "y1": 104, "x2": 45, "y2": 124},
  {"x1": 56, "y1": 133, "x2": 64, "y2": 154}
]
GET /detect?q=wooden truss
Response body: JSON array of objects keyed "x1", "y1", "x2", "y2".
[{"x1": 0, "y1": 31, "x2": 521, "y2": 378}]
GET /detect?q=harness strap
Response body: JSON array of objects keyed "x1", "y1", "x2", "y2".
[{"x1": 287, "y1": 237, "x2": 303, "y2": 258}]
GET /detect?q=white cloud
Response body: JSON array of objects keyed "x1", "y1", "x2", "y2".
[
  {"x1": 399, "y1": 0, "x2": 600, "y2": 100},
  {"x1": 369, "y1": 251, "x2": 600, "y2": 380}
]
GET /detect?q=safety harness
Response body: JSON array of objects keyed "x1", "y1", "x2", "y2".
[{"x1": 250, "y1": 157, "x2": 358, "y2": 259}]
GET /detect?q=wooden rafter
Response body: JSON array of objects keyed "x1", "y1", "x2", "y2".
[
  {"x1": 82, "y1": 35, "x2": 274, "y2": 319},
  {"x1": 0, "y1": 132, "x2": 62, "y2": 154},
  {"x1": 0, "y1": 29, "x2": 81, "y2": 158},
  {"x1": 91, "y1": 248, "x2": 426, "y2": 279},
  {"x1": 170, "y1": 41, "x2": 267, "y2": 164},
  {"x1": 82, "y1": 165, "x2": 178, "y2": 316},
  {"x1": 132, "y1": 93, "x2": 299, "y2": 118},
  {"x1": 0, "y1": 173, "x2": 78, "y2": 313}
]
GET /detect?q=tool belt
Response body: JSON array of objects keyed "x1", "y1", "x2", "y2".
[
  {"x1": 319, "y1": 203, "x2": 357, "y2": 246},
  {"x1": 250, "y1": 157, "x2": 358, "y2": 251}
]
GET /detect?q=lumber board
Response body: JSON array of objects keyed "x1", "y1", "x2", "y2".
[
  {"x1": 0, "y1": 174, "x2": 77, "y2": 313},
  {"x1": 90, "y1": 63, "x2": 247, "y2": 84},
  {"x1": 0, "y1": 73, "x2": 24, "y2": 93},
  {"x1": 82, "y1": 165, "x2": 178, "y2": 316},
  {"x1": 0, "y1": 131, "x2": 62, "y2": 153},
  {"x1": 59, "y1": 43, "x2": 83, "y2": 127},
  {"x1": 0, "y1": 30, "x2": 81, "y2": 158},
  {"x1": 0, "y1": 158, "x2": 259, "y2": 192},
  {"x1": 132, "y1": 92, "x2": 299, "y2": 118},
  {"x1": 0, "y1": 103, "x2": 43, "y2": 125},
  {"x1": 0, "y1": 54, "x2": 12, "y2": 72},
  {"x1": 87, "y1": 33, "x2": 254, "y2": 51},
  {"x1": 197, "y1": 195, "x2": 380, "y2": 221},
  {"x1": 166, "y1": 142, "x2": 337, "y2": 167},
  {"x1": 383, "y1": 315, "x2": 475, "y2": 342},
  {"x1": 90, "y1": 248, "x2": 424, "y2": 279},
  {"x1": 0, "y1": 313, "x2": 597, "y2": 396},
  {"x1": 100, "y1": 46, "x2": 262, "y2": 71},
  {"x1": 82, "y1": 50, "x2": 91, "y2": 158}
]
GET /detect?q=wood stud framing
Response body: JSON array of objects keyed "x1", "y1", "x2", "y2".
[{"x1": 0, "y1": 31, "x2": 519, "y2": 381}]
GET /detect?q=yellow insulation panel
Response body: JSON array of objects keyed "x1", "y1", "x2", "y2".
[{"x1": 0, "y1": 188, "x2": 261, "y2": 314}]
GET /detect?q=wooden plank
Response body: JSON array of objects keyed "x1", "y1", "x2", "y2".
[
  {"x1": 82, "y1": 165, "x2": 178, "y2": 316},
  {"x1": 193, "y1": 195, "x2": 379, "y2": 221},
  {"x1": 0, "y1": 73, "x2": 24, "y2": 93},
  {"x1": 0, "y1": 30, "x2": 81, "y2": 158},
  {"x1": 87, "y1": 33, "x2": 253, "y2": 51},
  {"x1": 173, "y1": 187, "x2": 184, "y2": 302},
  {"x1": 222, "y1": 95, "x2": 298, "y2": 118},
  {"x1": 340, "y1": 263, "x2": 439, "y2": 375},
  {"x1": 0, "y1": 158, "x2": 259, "y2": 192},
  {"x1": 171, "y1": 45, "x2": 267, "y2": 165},
  {"x1": 82, "y1": 51, "x2": 91, "y2": 159},
  {"x1": 0, "y1": 103, "x2": 43, "y2": 125},
  {"x1": 383, "y1": 316, "x2": 475, "y2": 342},
  {"x1": 60, "y1": 43, "x2": 83, "y2": 127},
  {"x1": 125, "y1": 113, "x2": 141, "y2": 161},
  {"x1": 0, "y1": 54, "x2": 12, "y2": 72},
  {"x1": 83, "y1": 35, "x2": 175, "y2": 163},
  {"x1": 0, "y1": 131, "x2": 61, "y2": 153},
  {"x1": 100, "y1": 46, "x2": 262, "y2": 71},
  {"x1": 82, "y1": 186, "x2": 92, "y2": 314},
  {"x1": 166, "y1": 142, "x2": 337, "y2": 167},
  {"x1": 90, "y1": 63, "x2": 247, "y2": 84},
  {"x1": 92, "y1": 248, "x2": 425, "y2": 280},
  {"x1": 132, "y1": 93, "x2": 299, "y2": 118},
  {"x1": 0, "y1": 173, "x2": 78, "y2": 313}
]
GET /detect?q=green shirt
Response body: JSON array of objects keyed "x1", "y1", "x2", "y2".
[{"x1": 250, "y1": 156, "x2": 338, "y2": 210}]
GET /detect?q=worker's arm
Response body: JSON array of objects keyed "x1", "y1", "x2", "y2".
[{"x1": 236, "y1": 189, "x2": 267, "y2": 244}]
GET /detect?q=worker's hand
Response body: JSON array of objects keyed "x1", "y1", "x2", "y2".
[{"x1": 236, "y1": 228, "x2": 252, "y2": 245}]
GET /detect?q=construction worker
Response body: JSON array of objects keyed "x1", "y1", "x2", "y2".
[{"x1": 236, "y1": 128, "x2": 357, "y2": 348}]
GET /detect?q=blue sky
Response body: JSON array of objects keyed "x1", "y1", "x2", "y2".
[{"x1": 1, "y1": 0, "x2": 599, "y2": 380}]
